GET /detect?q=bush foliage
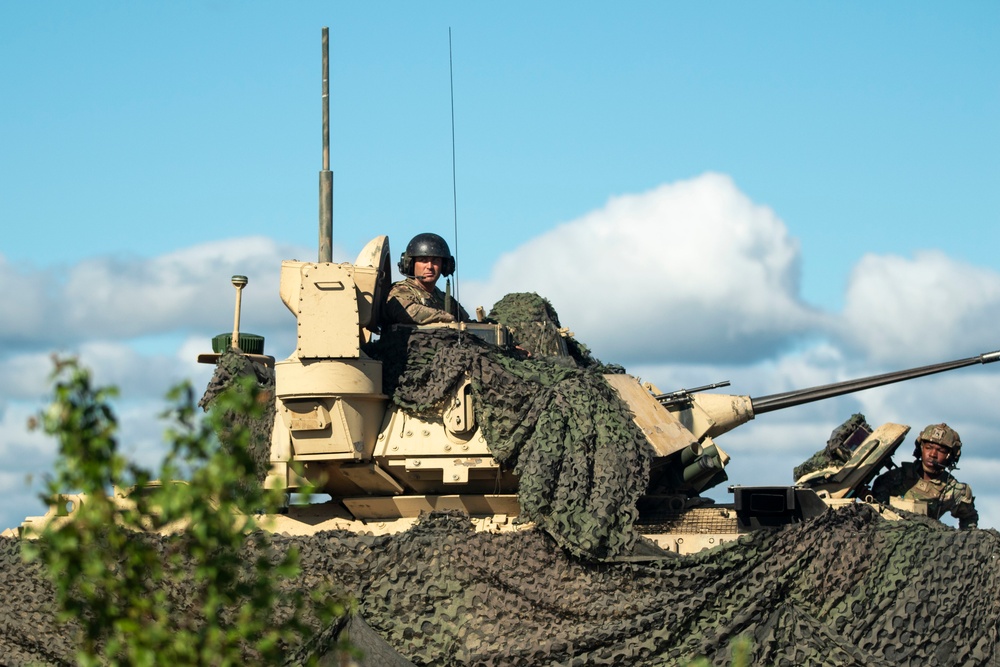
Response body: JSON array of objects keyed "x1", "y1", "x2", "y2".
[{"x1": 24, "y1": 357, "x2": 352, "y2": 666}]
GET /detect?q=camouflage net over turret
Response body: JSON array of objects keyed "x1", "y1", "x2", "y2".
[
  {"x1": 487, "y1": 292, "x2": 625, "y2": 374},
  {"x1": 367, "y1": 323, "x2": 650, "y2": 560},
  {"x1": 199, "y1": 293, "x2": 648, "y2": 560},
  {"x1": 794, "y1": 412, "x2": 873, "y2": 480},
  {"x1": 193, "y1": 293, "x2": 645, "y2": 559},
  {"x1": 199, "y1": 349, "x2": 275, "y2": 488},
  {"x1": 3, "y1": 504, "x2": 999, "y2": 665}
]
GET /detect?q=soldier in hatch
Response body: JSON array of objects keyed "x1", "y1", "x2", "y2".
[
  {"x1": 382, "y1": 232, "x2": 471, "y2": 326},
  {"x1": 871, "y1": 423, "x2": 978, "y2": 529}
]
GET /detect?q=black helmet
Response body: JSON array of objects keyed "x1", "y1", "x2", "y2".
[{"x1": 398, "y1": 232, "x2": 456, "y2": 277}]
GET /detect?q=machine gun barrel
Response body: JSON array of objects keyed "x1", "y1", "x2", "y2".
[
  {"x1": 656, "y1": 381, "x2": 731, "y2": 407},
  {"x1": 751, "y1": 350, "x2": 1000, "y2": 415}
]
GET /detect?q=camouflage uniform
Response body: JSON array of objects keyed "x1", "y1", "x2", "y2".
[
  {"x1": 383, "y1": 278, "x2": 471, "y2": 326},
  {"x1": 872, "y1": 461, "x2": 978, "y2": 529}
]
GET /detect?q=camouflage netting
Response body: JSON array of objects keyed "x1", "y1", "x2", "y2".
[
  {"x1": 3, "y1": 505, "x2": 1000, "y2": 666},
  {"x1": 12, "y1": 297, "x2": 989, "y2": 664},
  {"x1": 488, "y1": 292, "x2": 570, "y2": 360},
  {"x1": 486, "y1": 292, "x2": 624, "y2": 374},
  {"x1": 794, "y1": 413, "x2": 874, "y2": 481},
  {"x1": 199, "y1": 349, "x2": 276, "y2": 487},
  {"x1": 367, "y1": 324, "x2": 650, "y2": 560},
  {"x1": 200, "y1": 294, "x2": 643, "y2": 560}
]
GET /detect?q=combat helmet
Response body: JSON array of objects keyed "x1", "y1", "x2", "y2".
[
  {"x1": 398, "y1": 233, "x2": 455, "y2": 277},
  {"x1": 913, "y1": 423, "x2": 962, "y2": 467}
]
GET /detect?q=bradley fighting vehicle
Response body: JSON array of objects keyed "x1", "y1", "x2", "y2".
[
  {"x1": 182, "y1": 33, "x2": 1000, "y2": 556},
  {"x1": 13, "y1": 31, "x2": 1000, "y2": 556},
  {"x1": 194, "y1": 237, "x2": 999, "y2": 555}
]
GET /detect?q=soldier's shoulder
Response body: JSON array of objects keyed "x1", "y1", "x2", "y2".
[
  {"x1": 944, "y1": 473, "x2": 974, "y2": 500},
  {"x1": 388, "y1": 279, "x2": 420, "y2": 297}
]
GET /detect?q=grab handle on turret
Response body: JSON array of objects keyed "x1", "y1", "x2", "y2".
[{"x1": 751, "y1": 350, "x2": 1000, "y2": 415}]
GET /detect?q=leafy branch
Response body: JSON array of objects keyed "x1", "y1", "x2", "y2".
[{"x1": 24, "y1": 357, "x2": 353, "y2": 665}]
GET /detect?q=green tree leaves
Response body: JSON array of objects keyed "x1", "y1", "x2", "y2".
[{"x1": 24, "y1": 357, "x2": 352, "y2": 665}]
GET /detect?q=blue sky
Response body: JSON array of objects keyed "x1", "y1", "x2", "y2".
[{"x1": 2, "y1": 2, "x2": 999, "y2": 531}]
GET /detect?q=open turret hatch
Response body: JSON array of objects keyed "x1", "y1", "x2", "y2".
[
  {"x1": 795, "y1": 423, "x2": 911, "y2": 500},
  {"x1": 353, "y1": 235, "x2": 392, "y2": 337}
]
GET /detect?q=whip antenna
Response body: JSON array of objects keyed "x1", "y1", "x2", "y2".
[{"x1": 449, "y1": 27, "x2": 461, "y2": 314}]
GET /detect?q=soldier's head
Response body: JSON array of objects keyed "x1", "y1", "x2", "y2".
[
  {"x1": 398, "y1": 233, "x2": 455, "y2": 290},
  {"x1": 912, "y1": 423, "x2": 962, "y2": 473}
]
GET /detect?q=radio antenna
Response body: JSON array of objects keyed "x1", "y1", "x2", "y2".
[
  {"x1": 448, "y1": 27, "x2": 461, "y2": 312},
  {"x1": 319, "y1": 27, "x2": 333, "y2": 263}
]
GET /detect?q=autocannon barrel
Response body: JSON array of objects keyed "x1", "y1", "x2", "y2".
[{"x1": 751, "y1": 350, "x2": 1000, "y2": 415}]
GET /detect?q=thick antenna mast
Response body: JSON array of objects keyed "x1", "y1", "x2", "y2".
[{"x1": 319, "y1": 27, "x2": 334, "y2": 263}]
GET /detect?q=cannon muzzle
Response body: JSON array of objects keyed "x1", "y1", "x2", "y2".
[{"x1": 751, "y1": 350, "x2": 1000, "y2": 415}]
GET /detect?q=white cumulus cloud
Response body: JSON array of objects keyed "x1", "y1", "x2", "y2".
[
  {"x1": 464, "y1": 173, "x2": 826, "y2": 365},
  {"x1": 840, "y1": 251, "x2": 1000, "y2": 365}
]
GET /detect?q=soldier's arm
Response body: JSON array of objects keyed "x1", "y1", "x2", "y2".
[
  {"x1": 384, "y1": 295, "x2": 456, "y2": 325},
  {"x1": 382, "y1": 294, "x2": 413, "y2": 325},
  {"x1": 953, "y1": 486, "x2": 979, "y2": 530},
  {"x1": 405, "y1": 302, "x2": 457, "y2": 324},
  {"x1": 384, "y1": 282, "x2": 457, "y2": 326}
]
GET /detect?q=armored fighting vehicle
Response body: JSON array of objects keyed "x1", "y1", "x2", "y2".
[
  {"x1": 185, "y1": 225, "x2": 997, "y2": 558},
  {"x1": 190, "y1": 35, "x2": 1000, "y2": 558}
]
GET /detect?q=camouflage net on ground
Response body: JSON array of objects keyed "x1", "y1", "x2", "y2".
[
  {"x1": 368, "y1": 323, "x2": 650, "y2": 560},
  {"x1": 3, "y1": 505, "x2": 999, "y2": 666}
]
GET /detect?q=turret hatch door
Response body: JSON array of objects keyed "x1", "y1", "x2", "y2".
[{"x1": 604, "y1": 374, "x2": 699, "y2": 457}]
